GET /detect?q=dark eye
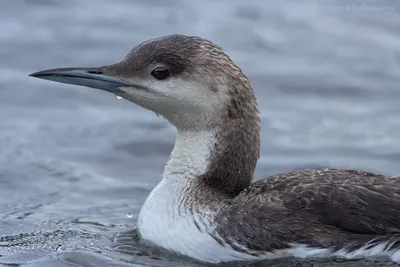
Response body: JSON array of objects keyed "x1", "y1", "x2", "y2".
[{"x1": 151, "y1": 67, "x2": 170, "y2": 80}]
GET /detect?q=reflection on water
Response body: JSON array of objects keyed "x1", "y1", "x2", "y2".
[{"x1": 0, "y1": 0, "x2": 400, "y2": 266}]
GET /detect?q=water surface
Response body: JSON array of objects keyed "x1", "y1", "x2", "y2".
[{"x1": 1, "y1": 0, "x2": 400, "y2": 266}]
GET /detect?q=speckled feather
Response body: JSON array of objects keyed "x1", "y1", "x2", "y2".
[{"x1": 215, "y1": 169, "x2": 400, "y2": 254}]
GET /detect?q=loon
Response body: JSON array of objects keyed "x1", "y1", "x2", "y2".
[{"x1": 30, "y1": 34, "x2": 400, "y2": 264}]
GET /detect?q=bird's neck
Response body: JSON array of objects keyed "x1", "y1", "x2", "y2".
[
  {"x1": 163, "y1": 129, "x2": 216, "y2": 182},
  {"x1": 164, "y1": 117, "x2": 260, "y2": 197},
  {"x1": 138, "y1": 93, "x2": 260, "y2": 257}
]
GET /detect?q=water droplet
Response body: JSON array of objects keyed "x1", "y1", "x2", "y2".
[
  {"x1": 127, "y1": 213, "x2": 133, "y2": 218},
  {"x1": 116, "y1": 95, "x2": 122, "y2": 100},
  {"x1": 154, "y1": 112, "x2": 167, "y2": 120}
]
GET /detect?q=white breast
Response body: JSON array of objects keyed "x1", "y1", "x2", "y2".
[{"x1": 137, "y1": 178, "x2": 264, "y2": 263}]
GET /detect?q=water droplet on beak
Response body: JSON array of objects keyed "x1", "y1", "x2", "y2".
[{"x1": 116, "y1": 95, "x2": 122, "y2": 100}]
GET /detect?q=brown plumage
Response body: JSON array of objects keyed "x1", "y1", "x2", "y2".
[
  {"x1": 29, "y1": 34, "x2": 400, "y2": 264},
  {"x1": 214, "y1": 168, "x2": 400, "y2": 254}
]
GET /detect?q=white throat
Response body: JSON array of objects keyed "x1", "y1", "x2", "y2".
[
  {"x1": 163, "y1": 129, "x2": 216, "y2": 180},
  {"x1": 137, "y1": 129, "x2": 225, "y2": 261}
]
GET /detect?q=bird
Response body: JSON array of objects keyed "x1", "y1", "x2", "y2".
[{"x1": 29, "y1": 34, "x2": 400, "y2": 264}]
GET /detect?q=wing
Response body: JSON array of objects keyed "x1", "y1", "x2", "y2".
[
  {"x1": 215, "y1": 168, "x2": 400, "y2": 252},
  {"x1": 276, "y1": 169, "x2": 400, "y2": 235}
]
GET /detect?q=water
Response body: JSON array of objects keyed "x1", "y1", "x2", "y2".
[{"x1": 0, "y1": 0, "x2": 399, "y2": 266}]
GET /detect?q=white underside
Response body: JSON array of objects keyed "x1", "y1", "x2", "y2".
[
  {"x1": 137, "y1": 177, "x2": 400, "y2": 264},
  {"x1": 137, "y1": 130, "x2": 400, "y2": 264},
  {"x1": 138, "y1": 178, "x2": 254, "y2": 263}
]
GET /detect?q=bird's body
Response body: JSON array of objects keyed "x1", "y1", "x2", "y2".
[
  {"x1": 30, "y1": 34, "x2": 400, "y2": 264},
  {"x1": 139, "y1": 165, "x2": 400, "y2": 263}
]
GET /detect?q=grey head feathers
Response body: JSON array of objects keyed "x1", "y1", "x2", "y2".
[{"x1": 104, "y1": 34, "x2": 260, "y2": 125}]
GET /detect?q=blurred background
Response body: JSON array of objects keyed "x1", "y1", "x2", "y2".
[{"x1": 0, "y1": 0, "x2": 399, "y2": 266}]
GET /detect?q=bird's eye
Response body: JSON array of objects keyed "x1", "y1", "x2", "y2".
[{"x1": 151, "y1": 67, "x2": 170, "y2": 80}]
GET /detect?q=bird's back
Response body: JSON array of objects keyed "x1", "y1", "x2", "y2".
[{"x1": 214, "y1": 168, "x2": 400, "y2": 261}]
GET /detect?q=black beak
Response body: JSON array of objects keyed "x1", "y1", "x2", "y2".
[{"x1": 29, "y1": 67, "x2": 130, "y2": 94}]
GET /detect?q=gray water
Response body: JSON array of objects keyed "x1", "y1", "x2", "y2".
[{"x1": 1, "y1": 0, "x2": 400, "y2": 266}]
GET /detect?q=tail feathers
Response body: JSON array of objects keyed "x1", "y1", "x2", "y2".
[{"x1": 333, "y1": 234, "x2": 400, "y2": 262}]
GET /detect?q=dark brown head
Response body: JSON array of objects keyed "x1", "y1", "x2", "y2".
[{"x1": 30, "y1": 34, "x2": 259, "y2": 131}]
